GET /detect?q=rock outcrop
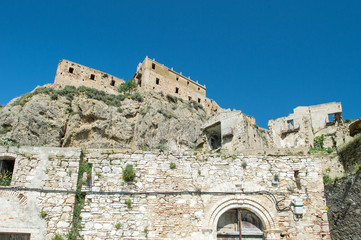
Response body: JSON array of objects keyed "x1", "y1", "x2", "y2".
[{"x1": 0, "y1": 86, "x2": 211, "y2": 151}]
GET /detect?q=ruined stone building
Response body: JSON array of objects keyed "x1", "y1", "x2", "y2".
[
  {"x1": 268, "y1": 102, "x2": 343, "y2": 149},
  {"x1": 54, "y1": 60, "x2": 125, "y2": 94}
]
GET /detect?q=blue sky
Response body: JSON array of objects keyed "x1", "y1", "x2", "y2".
[{"x1": 1, "y1": 1, "x2": 360, "y2": 128}]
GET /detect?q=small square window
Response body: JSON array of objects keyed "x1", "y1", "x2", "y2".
[
  {"x1": 187, "y1": 81, "x2": 189, "y2": 86},
  {"x1": 90, "y1": 74, "x2": 95, "y2": 80},
  {"x1": 198, "y1": 87, "x2": 200, "y2": 91},
  {"x1": 110, "y1": 80, "x2": 115, "y2": 86},
  {"x1": 152, "y1": 63, "x2": 156, "y2": 69},
  {"x1": 156, "y1": 78, "x2": 160, "y2": 85},
  {"x1": 175, "y1": 87, "x2": 179, "y2": 94},
  {"x1": 188, "y1": 96, "x2": 192, "y2": 101},
  {"x1": 198, "y1": 98, "x2": 201, "y2": 103},
  {"x1": 176, "y1": 77, "x2": 179, "y2": 81},
  {"x1": 69, "y1": 67, "x2": 74, "y2": 73}
]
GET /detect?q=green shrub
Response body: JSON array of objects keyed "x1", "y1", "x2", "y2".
[
  {"x1": 117, "y1": 80, "x2": 137, "y2": 94},
  {"x1": 115, "y1": 223, "x2": 121, "y2": 229},
  {"x1": 241, "y1": 161, "x2": 247, "y2": 169},
  {"x1": 125, "y1": 199, "x2": 132, "y2": 208},
  {"x1": 122, "y1": 164, "x2": 135, "y2": 182},
  {"x1": 170, "y1": 162, "x2": 176, "y2": 169},
  {"x1": 314, "y1": 135, "x2": 325, "y2": 148},
  {"x1": 0, "y1": 170, "x2": 12, "y2": 186},
  {"x1": 51, "y1": 233, "x2": 64, "y2": 240},
  {"x1": 157, "y1": 109, "x2": 177, "y2": 119},
  {"x1": 0, "y1": 136, "x2": 15, "y2": 146},
  {"x1": 166, "y1": 94, "x2": 178, "y2": 103},
  {"x1": 131, "y1": 92, "x2": 143, "y2": 102},
  {"x1": 344, "y1": 119, "x2": 352, "y2": 124},
  {"x1": 40, "y1": 211, "x2": 47, "y2": 219}
]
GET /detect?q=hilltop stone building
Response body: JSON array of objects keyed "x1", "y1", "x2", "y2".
[{"x1": 54, "y1": 60, "x2": 125, "y2": 95}]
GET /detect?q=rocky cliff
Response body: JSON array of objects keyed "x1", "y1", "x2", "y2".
[{"x1": 0, "y1": 86, "x2": 212, "y2": 151}]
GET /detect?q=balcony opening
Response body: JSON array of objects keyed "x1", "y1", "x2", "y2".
[
  {"x1": 152, "y1": 63, "x2": 155, "y2": 69},
  {"x1": 90, "y1": 74, "x2": 95, "y2": 80},
  {"x1": 69, "y1": 67, "x2": 74, "y2": 73},
  {"x1": 175, "y1": 87, "x2": 179, "y2": 94},
  {"x1": 156, "y1": 78, "x2": 160, "y2": 85}
]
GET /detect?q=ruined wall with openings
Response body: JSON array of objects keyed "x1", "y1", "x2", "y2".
[
  {"x1": 268, "y1": 102, "x2": 344, "y2": 149},
  {"x1": 0, "y1": 147, "x2": 330, "y2": 240},
  {"x1": 54, "y1": 60, "x2": 125, "y2": 94}
]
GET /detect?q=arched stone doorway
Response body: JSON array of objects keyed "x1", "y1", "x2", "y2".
[{"x1": 217, "y1": 208, "x2": 264, "y2": 239}]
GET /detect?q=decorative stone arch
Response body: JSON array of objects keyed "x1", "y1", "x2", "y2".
[{"x1": 206, "y1": 196, "x2": 281, "y2": 240}]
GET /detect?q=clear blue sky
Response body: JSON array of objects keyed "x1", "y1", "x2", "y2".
[{"x1": 1, "y1": 1, "x2": 360, "y2": 128}]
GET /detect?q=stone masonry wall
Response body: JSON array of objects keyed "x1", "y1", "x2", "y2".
[
  {"x1": 81, "y1": 149, "x2": 329, "y2": 240},
  {"x1": 0, "y1": 147, "x2": 80, "y2": 240},
  {"x1": 0, "y1": 147, "x2": 330, "y2": 240}
]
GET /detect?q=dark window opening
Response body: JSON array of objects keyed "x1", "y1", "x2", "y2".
[
  {"x1": 175, "y1": 87, "x2": 179, "y2": 94},
  {"x1": 110, "y1": 80, "x2": 115, "y2": 86},
  {"x1": 198, "y1": 87, "x2": 200, "y2": 91},
  {"x1": 152, "y1": 63, "x2": 155, "y2": 69},
  {"x1": 187, "y1": 81, "x2": 189, "y2": 86},
  {"x1": 188, "y1": 96, "x2": 192, "y2": 101},
  {"x1": 176, "y1": 77, "x2": 179, "y2": 81},
  {"x1": 287, "y1": 119, "x2": 294, "y2": 130},
  {"x1": 138, "y1": 79, "x2": 142, "y2": 87},
  {"x1": 69, "y1": 67, "x2": 74, "y2": 73},
  {"x1": 0, "y1": 159, "x2": 15, "y2": 186},
  {"x1": 198, "y1": 98, "x2": 201, "y2": 103},
  {"x1": 156, "y1": 78, "x2": 160, "y2": 85},
  {"x1": 0, "y1": 233, "x2": 31, "y2": 240},
  {"x1": 90, "y1": 74, "x2": 95, "y2": 80}
]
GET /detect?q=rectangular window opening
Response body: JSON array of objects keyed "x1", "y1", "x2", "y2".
[
  {"x1": 152, "y1": 63, "x2": 156, "y2": 69},
  {"x1": 287, "y1": 119, "x2": 294, "y2": 130},
  {"x1": 156, "y1": 78, "x2": 160, "y2": 85},
  {"x1": 328, "y1": 114, "x2": 335, "y2": 122},
  {"x1": 188, "y1": 96, "x2": 192, "y2": 101},
  {"x1": 90, "y1": 74, "x2": 95, "y2": 80},
  {"x1": 176, "y1": 77, "x2": 179, "y2": 81},
  {"x1": 69, "y1": 67, "x2": 74, "y2": 73},
  {"x1": 198, "y1": 87, "x2": 200, "y2": 91},
  {"x1": 198, "y1": 98, "x2": 201, "y2": 103},
  {"x1": 0, "y1": 159, "x2": 15, "y2": 186},
  {"x1": 187, "y1": 81, "x2": 189, "y2": 86},
  {"x1": 175, "y1": 87, "x2": 179, "y2": 94},
  {"x1": 110, "y1": 80, "x2": 115, "y2": 86}
]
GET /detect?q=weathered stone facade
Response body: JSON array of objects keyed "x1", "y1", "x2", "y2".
[
  {"x1": 268, "y1": 102, "x2": 344, "y2": 149},
  {"x1": 0, "y1": 147, "x2": 330, "y2": 239},
  {"x1": 54, "y1": 60, "x2": 125, "y2": 94},
  {"x1": 132, "y1": 57, "x2": 206, "y2": 104}
]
